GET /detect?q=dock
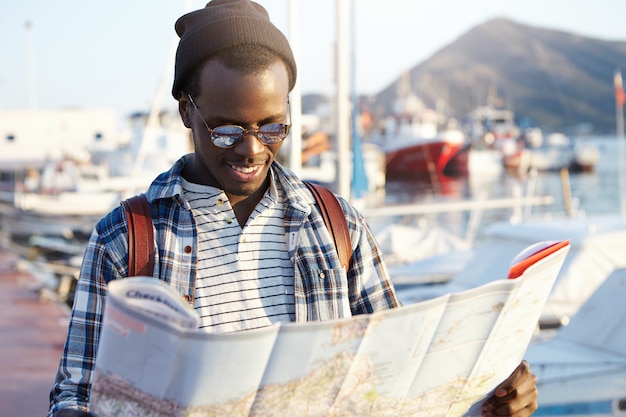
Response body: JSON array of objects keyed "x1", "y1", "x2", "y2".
[{"x1": 0, "y1": 250, "x2": 69, "y2": 417}]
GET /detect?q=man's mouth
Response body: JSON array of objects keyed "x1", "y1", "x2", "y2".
[{"x1": 230, "y1": 164, "x2": 259, "y2": 174}]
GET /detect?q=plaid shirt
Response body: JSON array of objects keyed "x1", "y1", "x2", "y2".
[{"x1": 48, "y1": 154, "x2": 399, "y2": 416}]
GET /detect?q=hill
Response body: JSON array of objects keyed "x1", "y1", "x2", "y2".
[{"x1": 368, "y1": 18, "x2": 626, "y2": 134}]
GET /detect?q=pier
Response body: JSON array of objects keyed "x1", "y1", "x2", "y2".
[{"x1": 0, "y1": 250, "x2": 69, "y2": 416}]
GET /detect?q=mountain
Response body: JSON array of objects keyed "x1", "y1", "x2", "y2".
[{"x1": 368, "y1": 18, "x2": 626, "y2": 134}]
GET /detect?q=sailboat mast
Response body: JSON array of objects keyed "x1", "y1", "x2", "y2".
[
  {"x1": 132, "y1": 0, "x2": 195, "y2": 177},
  {"x1": 335, "y1": 0, "x2": 351, "y2": 199},
  {"x1": 287, "y1": 0, "x2": 303, "y2": 177},
  {"x1": 25, "y1": 20, "x2": 37, "y2": 109},
  {"x1": 615, "y1": 69, "x2": 626, "y2": 215}
]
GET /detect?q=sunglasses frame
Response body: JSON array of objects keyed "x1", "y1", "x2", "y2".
[{"x1": 187, "y1": 94, "x2": 291, "y2": 149}]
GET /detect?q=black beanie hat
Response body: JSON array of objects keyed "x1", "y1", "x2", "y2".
[{"x1": 172, "y1": 0, "x2": 297, "y2": 98}]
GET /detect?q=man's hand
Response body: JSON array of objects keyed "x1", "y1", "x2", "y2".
[{"x1": 482, "y1": 360, "x2": 538, "y2": 417}]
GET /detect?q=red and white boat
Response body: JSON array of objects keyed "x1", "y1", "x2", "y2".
[
  {"x1": 368, "y1": 73, "x2": 466, "y2": 180},
  {"x1": 384, "y1": 128, "x2": 465, "y2": 179}
]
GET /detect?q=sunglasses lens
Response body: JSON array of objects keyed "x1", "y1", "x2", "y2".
[
  {"x1": 257, "y1": 123, "x2": 290, "y2": 144},
  {"x1": 211, "y1": 126, "x2": 244, "y2": 148}
]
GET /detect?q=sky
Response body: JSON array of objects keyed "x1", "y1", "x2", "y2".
[{"x1": 1, "y1": 0, "x2": 625, "y2": 121}]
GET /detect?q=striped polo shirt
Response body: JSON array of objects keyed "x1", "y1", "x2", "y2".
[{"x1": 181, "y1": 177, "x2": 296, "y2": 333}]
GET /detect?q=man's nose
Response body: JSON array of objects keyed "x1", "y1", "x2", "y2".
[{"x1": 234, "y1": 132, "x2": 266, "y2": 156}]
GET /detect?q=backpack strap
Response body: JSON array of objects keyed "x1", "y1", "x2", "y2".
[
  {"x1": 121, "y1": 193, "x2": 154, "y2": 277},
  {"x1": 304, "y1": 181, "x2": 352, "y2": 271}
]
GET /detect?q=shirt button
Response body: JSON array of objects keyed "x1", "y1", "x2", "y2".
[
  {"x1": 217, "y1": 199, "x2": 224, "y2": 205},
  {"x1": 184, "y1": 245, "x2": 192, "y2": 253},
  {"x1": 319, "y1": 272, "x2": 325, "y2": 279},
  {"x1": 226, "y1": 218, "x2": 234, "y2": 224},
  {"x1": 183, "y1": 294, "x2": 192, "y2": 302}
]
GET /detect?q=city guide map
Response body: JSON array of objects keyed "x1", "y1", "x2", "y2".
[{"x1": 90, "y1": 240, "x2": 570, "y2": 417}]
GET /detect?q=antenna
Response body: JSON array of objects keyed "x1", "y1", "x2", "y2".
[{"x1": 25, "y1": 20, "x2": 37, "y2": 109}]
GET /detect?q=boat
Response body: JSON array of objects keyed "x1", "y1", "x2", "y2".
[
  {"x1": 373, "y1": 222, "x2": 472, "y2": 287},
  {"x1": 526, "y1": 132, "x2": 574, "y2": 171},
  {"x1": 442, "y1": 140, "x2": 504, "y2": 178},
  {"x1": 395, "y1": 214, "x2": 626, "y2": 329},
  {"x1": 383, "y1": 126, "x2": 465, "y2": 179},
  {"x1": 0, "y1": 159, "x2": 121, "y2": 241},
  {"x1": 0, "y1": 208, "x2": 102, "y2": 241},
  {"x1": 465, "y1": 105, "x2": 521, "y2": 143},
  {"x1": 442, "y1": 103, "x2": 529, "y2": 178},
  {"x1": 0, "y1": 191, "x2": 120, "y2": 241},
  {"x1": 524, "y1": 268, "x2": 626, "y2": 416},
  {"x1": 504, "y1": 131, "x2": 600, "y2": 173},
  {"x1": 367, "y1": 72, "x2": 465, "y2": 180},
  {"x1": 570, "y1": 137, "x2": 601, "y2": 172}
]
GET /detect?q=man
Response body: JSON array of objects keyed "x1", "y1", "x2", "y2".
[{"x1": 48, "y1": 1, "x2": 538, "y2": 416}]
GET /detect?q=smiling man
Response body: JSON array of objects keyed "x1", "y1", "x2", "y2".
[{"x1": 48, "y1": 1, "x2": 537, "y2": 416}]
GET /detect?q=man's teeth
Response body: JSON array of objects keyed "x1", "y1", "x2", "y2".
[{"x1": 232, "y1": 165, "x2": 256, "y2": 174}]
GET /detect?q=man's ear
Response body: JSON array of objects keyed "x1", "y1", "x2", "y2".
[{"x1": 178, "y1": 92, "x2": 193, "y2": 128}]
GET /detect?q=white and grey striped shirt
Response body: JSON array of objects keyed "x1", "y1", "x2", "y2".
[{"x1": 182, "y1": 178, "x2": 295, "y2": 333}]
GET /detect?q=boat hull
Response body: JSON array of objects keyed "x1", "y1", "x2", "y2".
[
  {"x1": 385, "y1": 137, "x2": 463, "y2": 179},
  {"x1": 444, "y1": 144, "x2": 504, "y2": 178}
]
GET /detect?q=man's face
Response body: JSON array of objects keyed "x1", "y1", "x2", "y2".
[{"x1": 180, "y1": 58, "x2": 290, "y2": 203}]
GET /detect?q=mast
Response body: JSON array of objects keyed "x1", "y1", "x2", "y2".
[
  {"x1": 349, "y1": 0, "x2": 368, "y2": 200},
  {"x1": 335, "y1": 0, "x2": 351, "y2": 199},
  {"x1": 287, "y1": 0, "x2": 302, "y2": 177},
  {"x1": 25, "y1": 20, "x2": 37, "y2": 109},
  {"x1": 132, "y1": 1, "x2": 195, "y2": 177},
  {"x1": 615, "y1": 69, "x2": 625, "y2": 215}
]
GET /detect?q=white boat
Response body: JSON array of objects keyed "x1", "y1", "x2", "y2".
[
  {"x1": 12, "y1": 189, "x2": 121, "y2": 216},
  {"x1": 395, "y1": 214, "x2": 626, "y2": 329},
  {"x1": 374, "y1": 222, "x2": 472, "y2": 286},
  {"x1": 527, "y1": 132, "x2": 576, "y2": 171},
  {"x1": 506, "y1": 132, "x2": 600, "y2": 173},
  {"x1": 443, "y1": 141, "x2": 504, "y2": 178},
  {"x1": 0, "y1": 207, "x2": 102, "y2": 241},
  {"x1": 466, "y1": 105, "x2": 521, "y2": 143},
  {"x1": 571, "y1": 137, "x2": 601, "y2": 171},
  {"x1": 525, "y1": 268, "x2": 626, "y2": 416}
]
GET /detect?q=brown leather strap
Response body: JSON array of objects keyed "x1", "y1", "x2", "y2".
[
  {"x1": 121, "y1": 194, "x2": 155, "y2": 277},
  {"x1": 304, "y1": 182, "x2": 352, "y2": 271}
]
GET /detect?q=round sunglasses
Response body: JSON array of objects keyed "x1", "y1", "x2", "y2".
[{"x1": 187, "y1": 94, "x2": 291, "y2": 148}]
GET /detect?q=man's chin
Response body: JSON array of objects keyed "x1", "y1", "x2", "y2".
[
  {"x1": 229, "y1": 189, "x2": 255, "y2": 197},
  {"x1": 223, "y1": 183, "x2": 260, "y2": 198}
]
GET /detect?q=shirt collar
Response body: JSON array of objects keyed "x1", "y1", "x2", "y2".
[{"x1": 147, "y1": 154, "x2": 285, "y2": 209}]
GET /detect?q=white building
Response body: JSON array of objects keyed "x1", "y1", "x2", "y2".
[{"x1": 0, "y1": 108, "x2": 119, "y2": 169}]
